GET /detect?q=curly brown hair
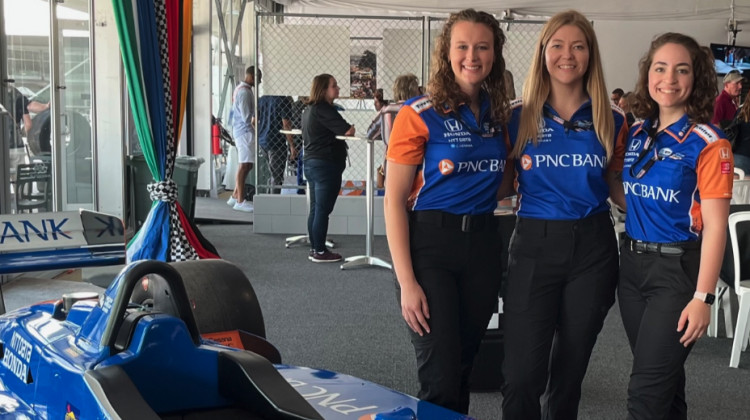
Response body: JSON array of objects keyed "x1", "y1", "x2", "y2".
[
  {"x1": 427, "y1": 9, "x2": 509, "y2": 124},
  {"x1": 631, "y1": 33, "x2": 717, "y2": 124}
]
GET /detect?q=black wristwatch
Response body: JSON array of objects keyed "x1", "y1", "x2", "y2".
[{"x1": 693, "y1": 291, "x2": 715, "y2": 305}]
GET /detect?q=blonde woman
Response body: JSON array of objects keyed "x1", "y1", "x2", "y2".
[
  {"x1": 384, "y1": 9, "x2": 513, "y2": 414},
  {"x1": 502, "y1": 10, "x2": 627, "y2": 419}
]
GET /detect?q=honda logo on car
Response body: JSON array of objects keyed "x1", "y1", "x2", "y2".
[
  {"x1": 3, "y1": 332, "x2": 33, "y2": 384},
  {"x1": 439, "y1": 159, "x2": 505, "y2": 175}
]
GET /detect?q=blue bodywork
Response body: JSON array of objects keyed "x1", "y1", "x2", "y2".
[{"x1": 0, "y1": 260, "x2": 472, "y2": 419}]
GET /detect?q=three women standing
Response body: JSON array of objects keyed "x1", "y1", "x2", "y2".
[
  {"x1": 384, "y1": 9, "x2": 513, "y2": 414},
  {"x1": 502, "y1": 10, "x2": 627, "y2": 419}
]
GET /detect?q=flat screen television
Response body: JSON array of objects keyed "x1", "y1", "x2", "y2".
[{"x1": 710, "y1": 43, "x2": 750, "y2": 76}]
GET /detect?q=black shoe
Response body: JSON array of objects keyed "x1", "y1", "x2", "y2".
[{"x1": 310, "y1": 250, "x2": 343, "y2": 263}]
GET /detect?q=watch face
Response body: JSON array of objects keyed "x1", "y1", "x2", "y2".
[{"x1": 705, "y1": 293, "x2": 716, "y2": 305}]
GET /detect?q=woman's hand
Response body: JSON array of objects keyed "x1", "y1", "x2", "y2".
[
  {"x1": 400, "y1": 281, "x2": 430, "y2": 336},
  {"x1": 677, "y1": 299, "x2": 710, "y2": 347}
]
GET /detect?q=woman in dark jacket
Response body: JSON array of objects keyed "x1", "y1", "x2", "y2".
[
  {"x1": 732, "y1": 90, "x2": 750, "y2": 175},
  {"x1": 302, "y1": 74, "x2": 355, "y2": 263}
]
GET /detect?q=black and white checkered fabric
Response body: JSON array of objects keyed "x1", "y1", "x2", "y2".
[
  {"x1": 147, "y1": 179, "x2": 178, "y2": 203},
  {"x1": 154, "y1": 0, "x2": 197, "y2": 262}
]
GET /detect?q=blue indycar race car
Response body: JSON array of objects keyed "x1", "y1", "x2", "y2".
[{"x1": 0, "y1": 211, "x2": 472, "y2": 419}]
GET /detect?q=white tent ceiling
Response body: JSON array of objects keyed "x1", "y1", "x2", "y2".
[{"x1": 280, "y1": 0, "x2": 750, "y2": 22}]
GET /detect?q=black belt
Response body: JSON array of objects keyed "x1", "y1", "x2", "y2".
[
  {"x1": 624, "y1": 236, "x2": 700, "y2": 256},
  {"x1": 411, "y1": 210, "x2": 496, "y2": 233}
]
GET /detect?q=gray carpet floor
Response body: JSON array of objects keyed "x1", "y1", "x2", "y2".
[
  {"x1": 3, "y1": 221, "x2": 746, "y2": 419},
  {"x1": 194, "y1": 223, "x2": 750, "y2": 420}
]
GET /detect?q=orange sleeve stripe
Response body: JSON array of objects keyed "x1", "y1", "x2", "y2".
[
  {"x1": 696, "y1": 139, "x2": 734, "y2": 199},
  {"x1": 386, "y1": 106, "x2": 429, "y2": 166}
]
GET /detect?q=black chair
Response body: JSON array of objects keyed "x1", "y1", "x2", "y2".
[{"x1": 15, "y1": 162, "x2": 52, "y2": 213}]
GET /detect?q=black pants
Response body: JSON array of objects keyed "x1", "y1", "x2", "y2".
[
  {"x1": 502, "y1": 212, "x2": 618, "y2": 420},
  {"x1": 618, "y1": 241, "x2": 700, "y2": 420},
  {"x1": 263, "y1": 146, "x2": 288, "y2": 193},
  {"x1": 397, "y1": 213, "x2": 503, "y2": 414}
]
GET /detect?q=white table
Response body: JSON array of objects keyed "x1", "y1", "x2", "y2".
[{"x1": 336, "y1": 135, "x2": 392, "y2": 270}]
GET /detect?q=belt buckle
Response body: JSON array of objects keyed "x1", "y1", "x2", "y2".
[{"x1": 461, "y1": 215, "x2": 472, "y2": 232}]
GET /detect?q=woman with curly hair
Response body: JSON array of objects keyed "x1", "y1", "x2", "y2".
[
  {"x1": 384, "y1": 8, "x2": 513, "y2": 414},
  {"x1": 502, "y1": 10, "x2": 627, "y2": 419},
  {"x1": 619, "y1": 33, "x2": 732, "y2": 419}
]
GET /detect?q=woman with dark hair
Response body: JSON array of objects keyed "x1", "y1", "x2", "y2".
[
  {"x1": 366, "y1": 88, "x2": 390, "y2": 140},
  {"x1": 730, "y1": 90, "x2": 750, "y2": 175},
  {"x1": 302, "y1": 74, "x2": 355, "y2": 263},
  {"x1": 620, "y1": 33, "x2": 732, "y2": 419},
  {"x1": 503, "y1": 10, "x2": 627, "y2": 419},
  {"x1": 384, "y1": 8, "x2": 513, "y2": 414}
]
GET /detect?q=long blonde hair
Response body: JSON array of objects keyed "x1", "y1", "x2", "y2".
[
  {"x1": 427, "y1": 9, "x2": 510, "y2": 124},
  {"x1": 511, "y1": 10, "x2": 614, "y2": 160}
]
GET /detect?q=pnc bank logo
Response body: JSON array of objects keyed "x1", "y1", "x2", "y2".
[
  {"x1": 439, "y1": 159, "x2": 455, "y2": 175},
  {"x1": 444, "y1": 119, "x2": 462, "y2": 132},
  {"x1": 521, "y1": 154, "x2": 533, "y2": 170}
]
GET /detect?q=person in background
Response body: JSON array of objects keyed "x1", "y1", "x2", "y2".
[
  {"x1": 611, "y1": 87, "x2": 625, "y2": 105},
  {"x1": 380, "y1": 73, "x2": 421, "y2": 147},
  {"x1": 619, "y1": 91, "x2": 636, "y2": 127},
  {"x1": 302, "y1": 74, "x2": 354, "y2": 263},
  {"x1": 375, "y1": 73, "x2": 421, "y2": 189},
  {"x1": 366, "y1": 88, "x2": 389, "y2": 140},
  {"x1": 257, "y1": 95, "x2": 297, "y2": 193},
  {"x1": 228, "y1": 66, "x2": 261, "y2": 212},
  {"x1": 290, "y1": 96, "x2": 309, "y2": 193},
  {"x1": 385, "y1": 9, "x2": 513, "y2": 414},
  {"x1": 712, "y1": 69, "x2": 743, "y2": 126},
  {"x1": 731, "y1": 90, "x2": 750, "y2": 175},
  {"x1": 4, "y1": 87, "x2": 32, "y2": 179},
  {"x1": 502, "y1": 10, "x2": 627, "y2": 419},
  {"x1": 620, "y1": 33, "x2": 732, "y2": 419}
]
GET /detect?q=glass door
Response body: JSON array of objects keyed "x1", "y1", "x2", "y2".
[
  {"x1": 1, "y1": 0, "x2": 94, "y2": 214},
  {"x1": 55, "y1": 0, "x2": 94, "y2": 210},
  {"x1": 2, "y1": 0, "x2": 52, "y2": 214}
]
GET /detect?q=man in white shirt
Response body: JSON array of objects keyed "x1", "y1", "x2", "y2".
[{"x1": 228, "y1": 66, "x2": 261, "y2": 212}]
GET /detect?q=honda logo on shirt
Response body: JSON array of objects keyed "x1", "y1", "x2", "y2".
[
  {"x1": 444, "y1": 119, "x2": 463, "y2": 132},
  {"x1": 720, "y1": 147, "x2": 731, "y2": 160},
  {"x1": 629, "y1": 139, "x2": 642, "y2": 152}
]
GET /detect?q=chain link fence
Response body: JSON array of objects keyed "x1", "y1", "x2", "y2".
[{"x1": 254, "y1": 12, "x2": 543, "y2": 195}]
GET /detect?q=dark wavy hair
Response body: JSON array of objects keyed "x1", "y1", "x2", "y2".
[
  {"x1": 631, "y1": 33, "x2": 717, "y2": 124},
  {"x1": 427, "y1": 9, "x2": 509, "y2": 124}
]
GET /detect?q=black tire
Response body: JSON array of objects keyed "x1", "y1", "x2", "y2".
[{"x1": 170, "y1": 259, "x2": 266, "y2": 338}]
